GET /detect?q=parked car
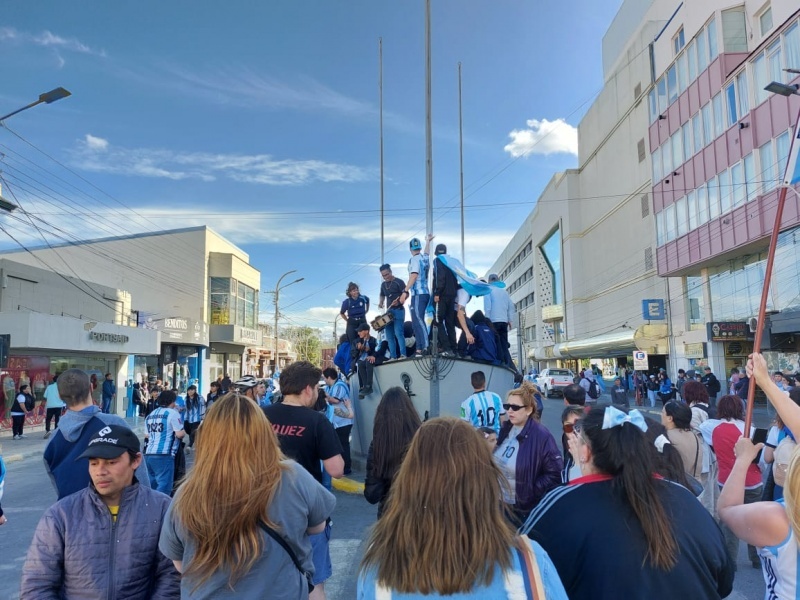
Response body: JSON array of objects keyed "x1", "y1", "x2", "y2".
[{"x1": 536, "y1": 368, "x2": 575, "y2": 398}]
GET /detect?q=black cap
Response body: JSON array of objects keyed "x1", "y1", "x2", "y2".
[
  {"x1": 77, "y1": 424, "x2": 140, "y2": 460},
  {"x1": 434, "y1": 243, "x2": 447, "y2": 255},
  {"x1": 357, "y1": 323, "x2": 370, "y2": 332},
  {"x1": 704, "y1": 366, "x2": 712, "y2": 371}
]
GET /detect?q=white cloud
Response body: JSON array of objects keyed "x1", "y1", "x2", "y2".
[
  {"x1": 71, "y1": 135, "x2": 373, "y2": 186},
  {"x1": 0, "y1": 27, "x2": 104, "y2": 56},
  {"x1": 503, "y1": 118, "x2": 578, "y2": 158}
]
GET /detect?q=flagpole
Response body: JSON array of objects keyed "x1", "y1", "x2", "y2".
[
  {"x1": 744, "y1": 102, "x2": 800, "y2": 433},
  {"x1": 458, "y1": 61, "x2": 465, "y2": 264}
]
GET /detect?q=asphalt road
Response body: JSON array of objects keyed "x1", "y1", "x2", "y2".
[{"x1": 0, "y1": 393, "x2": 770, "y2": 599}]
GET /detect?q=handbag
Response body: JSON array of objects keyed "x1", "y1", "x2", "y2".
[
  {"x1": 514, "y1": 536, "x2": 546, "y2": 600},
  {"x1": 257, "y1": 520, "x2": 314, "y2": 593},
  {"x1": 685, "y1": 433, "x2": 704, "y2": 497}
]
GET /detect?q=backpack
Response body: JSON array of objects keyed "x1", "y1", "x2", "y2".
[
  {"x1": 773, "y1": 435, "x2": 797, "y2": 488},
  {"x1": 24, "y1": 393, "x2": 35, "y2": 412},
  {"x1": 587, "y1": 380, "x2": 600, "y2": 400}
]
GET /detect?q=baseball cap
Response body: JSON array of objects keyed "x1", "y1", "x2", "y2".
[
  {"x1": 434, "y1": 243, "x2": 447, "y2": 255},
  {"x1": 357, "y1": 323, "x2": 370, "y2": 332},
  {"x1": 77, "y1": 424, "x2": 140, "y2": 460},
  {"x1": 409, "y1": 238, "x2": 422, "y2": 251},
  {"x1": 704, "y1": 366, "x2": 712, "y2": 371}
]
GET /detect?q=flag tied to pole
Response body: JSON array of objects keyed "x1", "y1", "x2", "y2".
[{"x1": 783, "y1": 119, "x2": 800, "y2": 186}]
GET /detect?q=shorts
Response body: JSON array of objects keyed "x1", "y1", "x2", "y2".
[{"x1": 309, "y1": 522, "x2": 332, "y2": 585}]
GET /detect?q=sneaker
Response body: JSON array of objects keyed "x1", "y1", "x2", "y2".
[
  {"x1": 43, "y1": 431, "x2": 52, "y2": 439},
  {"x1": 19, "y1": 434, "x2": 27, "y2": 439},
  {"x1": 358, "y1": 392, "x2": 365, "y2": 399},
  {"x1": 12, "y1": 435, "x2": 19, "y2": 440},
  {"x1": 363, "y1": 387, "x2": 373, "y2": 395}
]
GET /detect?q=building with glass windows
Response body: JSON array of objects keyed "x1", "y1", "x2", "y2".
[
  {"x1": 0, "y1": 226, "x2": 262, "y2": 394},
  {"x1": 489, "y1": 0, "x2": 800, "y2": 379}
]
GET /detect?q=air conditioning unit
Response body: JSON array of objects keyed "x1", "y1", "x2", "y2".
[{"x1": 748, "y1": 317, "x2": 758, "y2": 333}]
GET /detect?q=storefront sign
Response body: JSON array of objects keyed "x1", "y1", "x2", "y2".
[
  {"x1": 633, "y1": 350, "x2": 649, "y2": 370},
  {"x1": 238, "y1": 327, "x2": 261, "y2": 345},
  {"x1": 89, "y1": 332, "x2": 130, "y2": 343},
  {"x1": 642, "y1": 299, "x2": 665, "y2": 320},
  {"x1": 707, "y1": 321, "x2": 751, "y2": 341},
  {"x1": 164, "y1": 318, "x2": 188, "y2": 330},
  {"x1": 151, "y1": 316, "x2": 209, "y2": 346},
  {"x1": 683, "y1": 343, "x2": 706, "y2": 359}
]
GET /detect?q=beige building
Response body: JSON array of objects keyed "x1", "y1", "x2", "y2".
[{"x1": 0, "y1": 226, "x2": 262, "y2": 393}]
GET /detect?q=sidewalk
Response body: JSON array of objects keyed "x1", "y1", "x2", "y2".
[{"x1": 1, "y1": 415, "x2": 147, "y2": 464}]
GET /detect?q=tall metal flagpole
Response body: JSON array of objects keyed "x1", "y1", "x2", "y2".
[
  {"x1": 379, "y1": 37, "x2": 385, "y2": 265},
  {"x1": 744, "y1": 105, "x2": 800, "y2": 434},
  {"x1": 458, "y1": 61, "x2": 465, "y2": 264}
]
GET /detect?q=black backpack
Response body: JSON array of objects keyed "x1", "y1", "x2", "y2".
[
  {"x1": 24, "y1": 393, "x2": 35, "y2": 411},
  {"x1": 587, "y1": 380, "x2": 600, "y2": 400}
]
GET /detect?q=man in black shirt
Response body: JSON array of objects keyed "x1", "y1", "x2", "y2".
[
  {"x1": 702, "y1": 366, "x2": 721, "y2": 408},
  {"x1": 432, "y1": 244, "x2": 458, "y2": 356},
  {"x1": 378, "y1": 264, "x2": 407, "y2": 360},
  {"x1": 262, "y1": 361, "x2": 343, "y2": 599}
]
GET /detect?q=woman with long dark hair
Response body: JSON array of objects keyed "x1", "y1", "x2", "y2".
[
  {"x1": 522, "y1": 405, "x2": 733, "y2": 599},
  {"x1": 662, "y1": 401, "x2": 703, "y2": 481},
  {"x1": 183, "y1": 385, "x2": 205, "y2": 451},
  {"x1": 359, "y1": 417, "x2": 568, "y2": 598},
  {"x1": 364, "y1": 387, "x2": 421, "y2": 518},
  {"x1": 159, "y1": 393, "x2": 335, "y2": 597}
]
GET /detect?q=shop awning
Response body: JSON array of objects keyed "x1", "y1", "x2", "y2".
[{"x1": 530, "y1": 324, "x2": 669, "y2": 360}]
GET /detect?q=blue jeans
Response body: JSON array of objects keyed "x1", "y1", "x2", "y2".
[
  {"x1": 409, "y1": 294, "x2": 429, "y2": 352},
  {"x1": 383, "y1": 307, "x2": 406, "y2": 358},
  {"x1": 310, "y1": 523, "x2": 332, "y2": 585},
  {"x1": 146, "y1": 454, "x2": 175, "y2": 495},
  {"x1": 101, "y1": 397, "x2": 112, "y2": 414}
]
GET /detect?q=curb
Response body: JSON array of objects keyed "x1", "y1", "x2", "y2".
[
  {"x1": 4, "y1": 449, "x2": 42, "y2": 464},
  {"x1": 333, "y1": 477, "x2": 365, "y2": 494}
]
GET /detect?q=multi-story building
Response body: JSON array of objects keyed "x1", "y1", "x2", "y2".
[{"x1": 0, "y1": 226, "x2": 262, "y2": 392}]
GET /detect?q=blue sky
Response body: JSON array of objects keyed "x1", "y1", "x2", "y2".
[{"x1": 0, "y1": 1, "x2": 622, "y2": 332}]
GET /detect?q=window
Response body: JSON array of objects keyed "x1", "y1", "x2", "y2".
[
  {"x1": 209, "y1": 277, "x2": 234, "y2": 325},
  {"x1": 702, "y1": 103, "x2": 712, "y2": 144},
  {"x1": 683, "y1": 123, "x2": 693, "y2": 160},
  {"x1": 760, "y1": 140, "x2": 776, "y2": 193},
  {"x1": 786, "y1": 24, "x2": 800, "y2": 77},
  {"x1": 719, "y1": 169, "x2": 732, "y2": 214},
  {"x1": 754, "y1": 53, "x2": 769, "y2": 106},
  {"x1": 697, "y1": 28, "x2": 708, "y2": 72},
  {"x1": 698, "y1": 184, "x2": 709, "y2": 226},
  {"x1": 688, "y1": 190, "x2": 698, "y2": 230},
  {"x1": 687, "y1": 40, "x2": 697, "y2": 82},
  {"x1": 712, "y1": 93, "x2": 725, "y2": 138},
  {"x1": 656, "y1": 211, "x2": 665, "y2": 246},
  {"x1": 722, "y1": 9, "x2": 747, "y2": 53},
  {"x1": 725, "y1": 83, "x2": 738, "y2": 126},
  {"x1": 663, "y1": 136, "x2": 673, "y2": 175},
  {"x1": 692, "y1": 113, "x2": 703, "y2": 150},
  {"x1": 768, "y1": 40, "x2": 783, "y2": 84},
  {"x1": 708, "y1": 17, "x2": 719, "y2": 59},
  {"x1": 657, "y1": 77, "x2": 667, "y2": 115},
  {"x1": 665, "y1": 203, "x2": 677, "y2": 242},
  {"x1": 652, "y1": 145, "x2": 662, "y2": 181},
  {"x1": 667, "y1": 64, "x2": 678, "y2": 105},
  {"x1": 686, "y1": 276, "x2": 705, "y2": 326},
  {"x1": 744, "y1": 153, "x2": 757, "y2": 202},
  {"x1": 671, "y1": 130, "x2": 683, "y2": 168},
  {"x1": 777, "y1": 130, "x2": 791, "y2": 180},
  {"x1": 674, "y1": 28, "x2": 686, "y2": 55},
  {"x1": 648, "y1": 89, "x2": 658, "y2": 123},
  {"x1": 708, "y1": 175, "x2": 721, "y2": 219},
  {"x1": 675, "y1": 196, "x2": 687, "y2": 237},
  {"x1": 731, "y1": 162, "x2": 745, "y2": 207},
  {"x1": 760, "y1": 8, "x2": 773, "y2": 38},
  {"x1": 737, "y1": 72, "x2": 750, "y2": 116},
  {"x1": 677, "y1": 52, "x2": 688, "y2": 94}
]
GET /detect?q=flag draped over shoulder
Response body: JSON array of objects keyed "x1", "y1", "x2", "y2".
[{"x1": 436, "y1": 254, "x2": 505, "y2": 297}]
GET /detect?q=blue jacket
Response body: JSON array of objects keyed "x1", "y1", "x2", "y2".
[
  {"x1": 102, "y1": 379, "x2": 116, "y2": 400},
  {"x1": 334, "y1": 341, "x2": 352, "y2": 374},
  {"x1": 659, "y1": 377, "x2": 673, "y2": 395}
]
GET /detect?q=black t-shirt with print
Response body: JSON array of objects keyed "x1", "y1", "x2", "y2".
[{"x1": 262, "y1": 403, "x2": 342, "y2": 483}]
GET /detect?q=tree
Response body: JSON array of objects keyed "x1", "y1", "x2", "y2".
[{"x1": 284, "y1": 326, "x2": 322, "y2": 366}]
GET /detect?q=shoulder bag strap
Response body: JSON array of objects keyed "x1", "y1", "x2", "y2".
[
  {"x1": 692, "y1": 431, "x2": 700, "y2": 477},
  {"x1": 514, "y1": 536, "x2": 546, "y2": 600},
  {"x1": 257, "y1": 520, "x2": 312, "y2": 590}
]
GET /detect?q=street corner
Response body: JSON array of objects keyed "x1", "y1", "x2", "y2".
[{"x1": 333, "y1": 476, "x2": 365, "y2": 494}]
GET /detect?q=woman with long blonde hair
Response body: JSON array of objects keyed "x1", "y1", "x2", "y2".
[
  {"x1": 158, "y1": 393, "x2": 335, "y2": 598},
  {"x1": 358, "y1": 417, "x2": 567, "y2": 598}
]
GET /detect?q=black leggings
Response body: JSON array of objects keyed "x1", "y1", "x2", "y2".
[
  {"x1": 11, "y1": 415, "x2": 24, "y2": 436},
  {"x1": 184, "y1": 421, "x2": 200, "y2": 447},
  {"x1": 336, "y1": 425, "x2": 352, "y2": 473}
]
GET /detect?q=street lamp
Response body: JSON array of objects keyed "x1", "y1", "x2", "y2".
[
  {"x1": 764, "y1": 81, "x2": 800, "y2": 97},
  {"x1": 272, "y1": 270, "x2": 304, "y2": 374},
  {"x1": 0, "y1": 87, "x2": 72, "y2": 122},
  {"x1": 0, "y1": 87, "x2": 72, "y2": 213}
]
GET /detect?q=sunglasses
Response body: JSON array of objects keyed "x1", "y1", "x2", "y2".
[
  {"x1": 563, "y1": 421, "x2": 584, "y2": 434},
  {"x1": 503, "y1": 403, "x2": 525, "y2": 412}
]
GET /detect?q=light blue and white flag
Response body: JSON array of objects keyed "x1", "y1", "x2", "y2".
[
  {"x1": 436, "y1": 254, "x2": 505, "y2": 297},
  {"x1": 783, "y1": 115, "x2": 800, "y2": 186}
]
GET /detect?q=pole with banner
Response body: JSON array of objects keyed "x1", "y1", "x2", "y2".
[{"x1": 744, "y1": 103, "x2": 800, "y2": 434}]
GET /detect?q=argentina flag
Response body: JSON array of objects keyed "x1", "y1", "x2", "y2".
[
  {"x1": 435, "y1": 254, "x2": 505, "y2": 296},
  {"x1": 783, "y1": 117, "x2": 800, "y2": 186}
]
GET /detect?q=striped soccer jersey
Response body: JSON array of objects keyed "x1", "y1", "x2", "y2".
[
  {"x1": 460, "y1": 390, "x2": 505, "y2": 433},
  {"x1": 144, "y1": 407, "x2": 182, "y2": 456}
]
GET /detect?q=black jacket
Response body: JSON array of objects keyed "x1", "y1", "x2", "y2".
[
  {"x1": 432, "y1": 256, "x2": 457, "y2": 299},
  {"x1": 702, "y1": 373, "x2": 721, "y2": 396}
]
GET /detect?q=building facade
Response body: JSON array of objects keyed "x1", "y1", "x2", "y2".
[
  {"x1": 0, "y1": 226, "x2": 262, "y2": 394},
  {"x1": 490, "y1": 0, "x2": 800, "y2": 379}
]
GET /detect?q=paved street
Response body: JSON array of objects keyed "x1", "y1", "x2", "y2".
[{"x1": 0, "y1": 395, "x2": 772, "y2": 599}]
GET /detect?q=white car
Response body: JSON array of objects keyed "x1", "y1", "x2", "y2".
[{"x1": 535, "y1": 368, "x2": 575, "y2": 398}]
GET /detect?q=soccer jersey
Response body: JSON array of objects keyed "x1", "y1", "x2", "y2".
[
  {"x1": 184, "y1": 395, "x2": 205, "y2": 424},
  {"x1": 325, "y1": 379, "x2": 352, "y2": 429},
  {"x1": 758, "y1": 499, "x2": 800, "y2": 600},
  {"x1": 460, "y1": 390, "x2": 505, "y2": 433},
  {"x1": 144, "y1": 407, "x2": 183, "y2": 457},
  {"x1": 408, "y1": 253, "x2": 430, "y2": 295}
]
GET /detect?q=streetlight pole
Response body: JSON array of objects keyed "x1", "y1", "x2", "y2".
[
  {"x1": 0, "y1": 87, "x2": 72, "y2": 213},
  {"x1": 272, "y1": 270, "x2": 304, "y2": 374}
]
